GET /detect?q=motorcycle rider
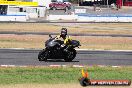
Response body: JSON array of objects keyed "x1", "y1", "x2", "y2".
[{"x1": 56, "y1": 28, "x2": 72, "y2": 52}]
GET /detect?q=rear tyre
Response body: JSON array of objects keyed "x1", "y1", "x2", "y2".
[
  {"x1": 52, "y1": 7, "x2": 56, "y2": 10},
  {"x1": 64, "y1": 49, "x2": 76, "y2": 62},
  {"x1": 38, "y1": 49, "x2": 49, "y2": 62}
]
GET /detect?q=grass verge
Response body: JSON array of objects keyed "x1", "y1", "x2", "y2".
[
  {"x1": 0, "y1": 66, "x2": 132, "y2": 85},
  {"x1": 0, "y1": 23, "x2": 132, "y2": 35}
]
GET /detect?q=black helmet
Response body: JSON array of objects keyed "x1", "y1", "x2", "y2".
[{"x1": 61, "y1": 28, "x2": 67, "y2": 37}]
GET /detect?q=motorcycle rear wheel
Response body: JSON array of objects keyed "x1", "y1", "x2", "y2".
[{"x1": 38, "y1": 49, "x2": 48, "y2": 61}]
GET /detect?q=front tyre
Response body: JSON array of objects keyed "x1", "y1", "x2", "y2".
[
  {"x1": 65, "y1": 7, "x2": 68, "y2": 11},
  {"x1": 64, "y1": 49, "x2": 76, "y2": 62},
  {"x1": 38, "y1": 49, "x2": 49, "y2": 61}
]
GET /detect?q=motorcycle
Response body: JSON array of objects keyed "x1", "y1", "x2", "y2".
[{"x1": 38, "y1": 34, "x2": 81, "y2": 62}]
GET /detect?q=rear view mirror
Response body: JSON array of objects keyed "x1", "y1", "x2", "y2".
[{"x1": 49, "y1": 34, "x2": 52, "y2": 38}]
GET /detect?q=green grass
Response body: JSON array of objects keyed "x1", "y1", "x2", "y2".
[{"x1": 0, "y1": 66, "x2": 132, "y2": 85}]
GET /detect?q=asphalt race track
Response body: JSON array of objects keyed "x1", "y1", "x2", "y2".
[{"x1": 0, "y1": 49, "x2": 132, "y2": 66}]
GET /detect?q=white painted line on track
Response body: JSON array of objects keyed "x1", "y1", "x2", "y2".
[
  {"x1": 0, "y1": 65, "x2": 123, "y2": 68},
  {"x1": 49, "y1": 65, "x2": 62, "y2": 67},
  {"x1": 1, "y1": 48, "x2": 132, "y2": 52},
  {"x1": 1, "y1": 65, "x2": 15, "y2": 67},
  {"x1": 73, "y1": 65, "x2": 84, "y2": 68},
  {"x1": 112, "y1": 66, "x2": 121, "y2": 68}
]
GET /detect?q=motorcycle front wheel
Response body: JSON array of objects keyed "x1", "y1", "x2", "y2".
[{"x1": 38, "y1": 49, "x2": 49, "y2": 61}]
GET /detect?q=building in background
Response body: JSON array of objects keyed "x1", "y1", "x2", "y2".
[
  {"x1": 123, "y1": 0, "x2": 132, "y2": 6},
  {"x1": 0, "y1": 0, "x2": 47, "y2": 21},
  {"x1": 79, "y1": 0, "x2": 132, "y2": 6}
]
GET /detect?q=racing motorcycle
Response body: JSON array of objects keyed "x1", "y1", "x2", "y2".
[{"x1": 38, "y1": 34, "x2": 81, "y2": 62}]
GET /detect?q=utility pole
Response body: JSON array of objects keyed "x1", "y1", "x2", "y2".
[
  {"x1": 107, "y1": 0, "x2": 108, "y2": 8},
  {"x1": 78, "y1": 0, "x2": 79, "y2": 6}
]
